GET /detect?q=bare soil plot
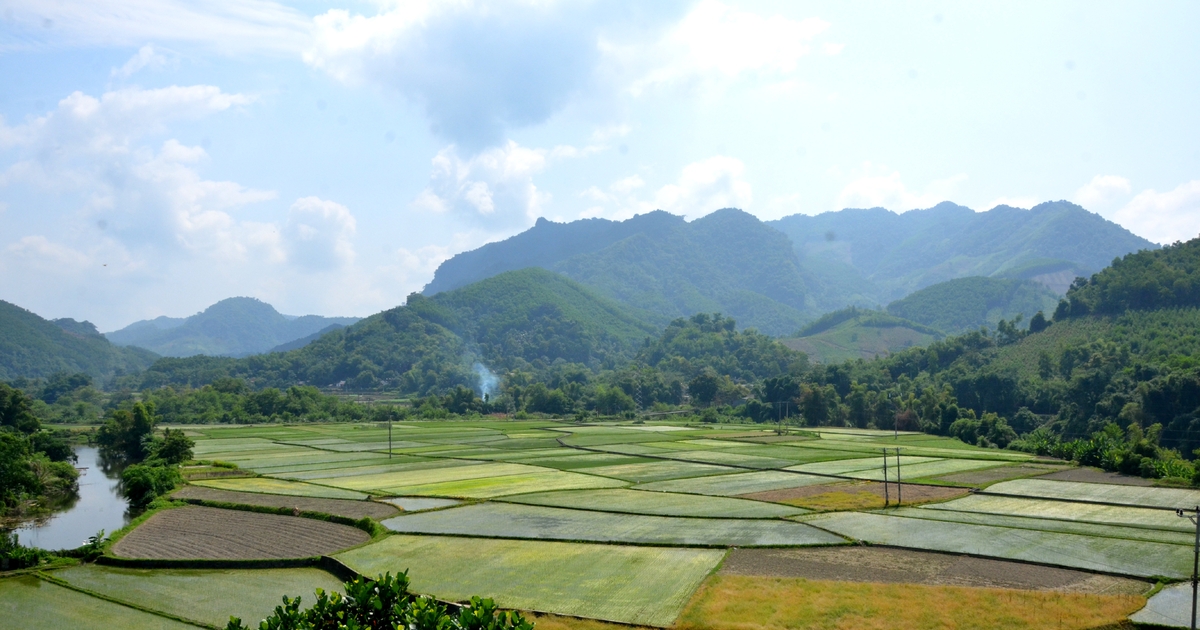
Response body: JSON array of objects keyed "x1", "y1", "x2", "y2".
[
  {"x1": 172, "y1": 486, "x2": 398, "y2": 520},
  {"x1": 740, "y1": 481, "x2": 968, "y2": 510},
  {"x1": 110, "y1": 506, "x2": 369, "y2": 560},
  {"x1": 928, "y1": 463, "x2": 1067, "y2": 486},
  {"x1": 1036, "y1": 467, "x2": 1154, "y2": 486},
  {"x1": 719, "y1": 547, "x2": 1149, "y2": 595}
]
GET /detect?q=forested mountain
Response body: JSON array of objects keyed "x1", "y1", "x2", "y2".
[
  {"x1": 770, "y1": 200, "x2": 1156, "y2": 303},
  {"x1": 105, "y1": 297, "x2": 360, "y2": 358},
  {"x1": 886, "y1": 277, "x2": 1060, "y2": 334},
  {"x1": 427, "y1": 209, "x2": 812, "y2": 335},
  {"x1": 123, "y1": 268, "x2": 660, "y2": 394},
  {"x1": 0, "y1": 300, "x2": 157, "y2": 381},
  {"x1": 424, "y1": 201, "x2": 1154, "y2": 336}
]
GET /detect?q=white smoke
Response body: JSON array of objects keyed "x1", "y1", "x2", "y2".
[{"x1": 473, "y1": 362, "x2": 499, "y2": 399}]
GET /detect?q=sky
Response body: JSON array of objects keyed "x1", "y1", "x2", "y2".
[{"x1": 1, "y1": 0, "x2": 1198, "y2": 331}]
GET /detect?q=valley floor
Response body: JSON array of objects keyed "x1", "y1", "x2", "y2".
[{"x1": 4, "y1": 419, "x2": 1194, "y2": 629}]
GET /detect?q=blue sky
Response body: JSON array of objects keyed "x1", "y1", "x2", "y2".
[{"x1": 1, "y1": 0, "x2": 1198, "y2": 330}]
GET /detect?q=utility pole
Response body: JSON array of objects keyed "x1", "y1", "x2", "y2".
[
  {"x1": 1178, "y1": 506, "x2": 1200, "y2": 630},
  {"x1": 895, "y1": 447, "x2": 902, "y2": 506},
  {"x1": 388, "y1": 414, "x2": 393, "y2": 459},
  {"x1": 882, "y1": 448, "x2": 890, "y2": 508}
]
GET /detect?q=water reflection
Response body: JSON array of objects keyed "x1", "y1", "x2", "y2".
[{"x1": 13, "y1": 446, "x2": 131, "y2": 550}]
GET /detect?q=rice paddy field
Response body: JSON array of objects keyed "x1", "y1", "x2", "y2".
[{"x1": 9, "y1": 418, "x2": 1194, "y2": 628}]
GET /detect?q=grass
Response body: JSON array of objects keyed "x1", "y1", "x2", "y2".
[
  {"x1": 0, "y1": 575, "x2": 197, "y2": 629},
  {"x1": 501, "y1": 488, "x2": 806, "y2": 518},
  {"x1": 381, "y1": 502, "x2": 844, "y2": 547},
  {"x1": 674, "y1": 574, "x2": 1144, "y2": 630},
  {"x1": 191, "y1": 477, "x2": 369, "y2": 500},
  {"x1": 335, "y1": 534, "x2": 724, "y2": 627},
  {"x1": 807, "y1": 511, "x2": 1193, "y2": 578},
  {"x1": 52, "y1": 565, "x2": 345, "y2": 628}
]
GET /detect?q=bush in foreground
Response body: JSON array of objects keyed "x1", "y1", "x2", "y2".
[{"x1": 225, "y1": 571, "x2": 533, "y2": 630}]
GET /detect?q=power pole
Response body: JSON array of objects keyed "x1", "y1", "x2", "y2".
[
  {"x1": 1179, "y1": 506, "x2": 1200, "y2": 630},
  {"x1": 895, "y1": 447, "x2": 902, "y2": 506},
  {"x1": 388, "y1": 414, "x2": 393, "y2": 459},
  {"x1": 882, "y1": 448, "x2": 890, "y2": 508}
]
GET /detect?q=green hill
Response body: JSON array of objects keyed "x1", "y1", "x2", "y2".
[
  {"x1": 1057, "y1": 233, "x2": 1200, "y2": 317},
  {"x1": 886, "y1": 277, "x2": 1060, "y2": 334},
  {"x1": 0, "y1": 300, "x2": 158, "y2": 381},
  {"x1": 105, "y1": 297, "x2": 359, "y2": 358},
  {"x1": 127, "y1": 268, "x2": 659, "y2": 394},
  {"x1": 779, "y1": 307, "x2": 941, "y2": 363}
]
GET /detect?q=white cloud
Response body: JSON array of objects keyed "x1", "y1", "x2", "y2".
[
  {"x1": 112, "y1": 44, "x2": 174, "y2": 78},
  {"x1": 835, "y1": 165, "x2": 966, "y2": 211},
  {"x1": 580, "y1": 156, "x2": 752, "y2": 221},
  {"x1": 629, "y1": 1, "x2": 831, "y2": 94},
  {"x1": 413, "y1": 141, "x2": 552, "y2": 227},
  {"x1": 284, "y1": 197, "x2": 357, "y2": 271},
  {"x1": 1073, "y1": 174, "x2": 1132, "y2": 210},
  {"x1": 1113, "y1": 180, "x2": 1200, "y2": 245},
  {"x1": 3, "y1": 0, "x2": 311, "y2": 54}
]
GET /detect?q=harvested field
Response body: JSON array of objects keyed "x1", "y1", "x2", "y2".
[
  {"x1": 0, "y1": 575, "x2": 196, "y2": 630},
  {"x1": 1037, "y1": 467, "x2": 1154, "y2": 486},
  {"x1": 110, "y1": 506, "x2": 369, "y2": 560},
  {"x1": 718, "y1": 547, "x2": 1149, "y2": 594},
  {"x1": 928, "y1": 463, "x2": 1066, "y2": 486},
  {"x1": 740, "y1": 481, "x2": 968, "y2": 510},
  {"x1": 172, "y1": 485, "x2": 398, "y2": 520},
  {"x1": 675, "y1": 574, "x2": 1145, "y2": 630}
]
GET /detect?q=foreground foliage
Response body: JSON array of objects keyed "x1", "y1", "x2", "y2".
[{"x1": 224, "y1": 572, "x2": 533, "y2": 630}]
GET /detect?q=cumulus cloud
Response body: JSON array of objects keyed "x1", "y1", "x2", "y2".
[
  {"x1": 628, "y1": 0, "x2": 833, "y2": 94},
  {"x1": 1112, "y1": 180, "x2": 1200, "y2": 245},
  {"x1": 579, "y1": 156, "x2": 752, "y2": 221},
  {"x1": 413, "y1": 141, "x2": 551, "y2": 228},
  {"x1": 284, "y1": 197, "x2": 357, "y2": 271},
  {"x1": 306, "y1": 1, "x2": 683, "y2": 149},
  {"x1": 1073, "y1": 174, "x2": 1132, "y2": 210},
  {"x1": 112, "y1": 44, "x2": 175, "y2": 78},
  {"x1": 835, "y1": 165, "x2": 966, "y2": 211}
]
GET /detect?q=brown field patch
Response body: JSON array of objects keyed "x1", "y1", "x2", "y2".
[
  {"x1": 927, "y1": 463, "x2": 1067, "y2": 486},
  {"x1": 110, "y1": 506, "x2": 369, "y2": 560},
  {"x1": 719, "y1": 547, "x2": 1149, "y2": 595},
  {"x1": 173, "y1": 485, "x2": 398, "y2": 520},
  {"x1": 1037, "y1": 467, "x2": 1154, "y2": 486},
  {"x1": 739, "y1": 481, "x2": 968, "y2": 511},
  {"x1": 676, "y1": 574, "x2": 1144, "y2": 630}
]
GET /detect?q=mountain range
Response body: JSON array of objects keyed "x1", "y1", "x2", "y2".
[
  {"x1": 0, "y1": 300, "x2": 157, "y2": 381},
  {"x1": 104, "y1": 297, "x2": 360, "y2": 358},
  {"x1": 424, "y1": 201, "x2": 1155, "y2": 335}
]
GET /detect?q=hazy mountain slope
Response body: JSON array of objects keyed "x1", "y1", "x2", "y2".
[
  {"x1": 106, "y1": 297, "x2": 360, "y2": 358},
  {"x1": 267, "y1": 324, "x2": 347, "y2": 354},
  {"x1": 127, "y1": 268, "x2": 660, "y2": 393},
  {"x1": 0, "y1": 300, "x2": 158, "y2": 381},
  {"x1": 779, "y1": 307, "x2": 941, "y2": 363},
  {"x1": 423, "y1": 211, "x2": 685, "y2": 295},
  {"x1": 770, "y1": 200, "x2": 1157, "y2": 303},
  {"x1": 428, "y1": 208, "x2": 815, "y2": 336},
  {"x1": 886, "y1": 277, "x2": 1060, "y2": 334}
]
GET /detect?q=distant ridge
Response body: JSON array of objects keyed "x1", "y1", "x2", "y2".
[{"x1": 105, "y1": 297, "x2": 360, "y2": 358}]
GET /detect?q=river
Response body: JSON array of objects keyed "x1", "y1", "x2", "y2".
[{"x1": 13, "y1": 446, "x2": 131, "y2": 550}]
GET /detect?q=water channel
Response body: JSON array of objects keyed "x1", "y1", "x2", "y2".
[{"x1": 13, "y1": 446, "x2": 131, "y2": 550}]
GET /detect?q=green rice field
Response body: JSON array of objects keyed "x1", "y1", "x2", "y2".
[
  {"x1": 52, "y1": 419, "x2": 1183, "y2": 628},
  {"x1": 381, "y1": 502, "x2": 842, "y2": 546},
  {"x1": 335, "y1": 534, "x2": 724, "y2": 626},
  {"x1": 0, "y1": 575, "x2": 197, "y2": 629}
]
